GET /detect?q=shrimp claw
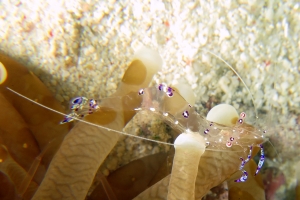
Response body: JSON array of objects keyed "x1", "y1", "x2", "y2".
[
  {"x1": 234, "y1": 146, "x2": 252, "y2": 182},
  {"x1": 234, "y1": 170, "x2": 248, "y2": 182},
  {"x1": 254, "y1": 144, "x2": 265, "y2": 176}
]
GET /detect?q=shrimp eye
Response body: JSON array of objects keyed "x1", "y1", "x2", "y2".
[{"x1": 72, "y1": 97, "x2": 83, "y2": 105}]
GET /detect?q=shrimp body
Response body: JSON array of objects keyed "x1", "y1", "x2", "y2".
[{"x1": 63, "y1": 83, "x2": 266, "y2": 152}]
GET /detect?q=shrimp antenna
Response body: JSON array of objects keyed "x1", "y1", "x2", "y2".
[
  {"x1": 199, "y1": 49, "x2": 259, "y2": 123},
  {"x1": 7, "y1": 87, "x2": 249, "y2": 153},
  {"x1": 6, "y1": 87, "x2": 173, "y2": 146},
  {"x1": 266, "y1": 139, "x2": 279, "y2": 158}
]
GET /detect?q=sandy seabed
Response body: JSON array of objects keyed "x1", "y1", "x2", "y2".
[{"x1": 1, "y1": 0, "x2": 300, "y2": 198}]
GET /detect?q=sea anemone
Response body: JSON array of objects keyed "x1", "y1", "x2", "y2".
[{"x1": 0, "y1": 48, "x2": 266, "y2": 200}]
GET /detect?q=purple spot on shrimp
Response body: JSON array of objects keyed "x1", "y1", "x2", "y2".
[
  {"x1": 240, "y1": 112, "x2": 246, "y2": 118},
  {"x1": 226, "y1": 141, "x2": 232, "y2": 147},
  {"x1": 88, "y1": 99, "x2": 99, "y2": 109},
  {"x1": 204, "y1": 129, "x2": 209, "y2": 134},
  {"x1": 138, "y1": 89, "x2": 144, "y2": 95},
  {"x1": 182, "y1": 111, "x2": 189, "y2": 118},
  {"x1": 238, "y1": 118, "x2": 243, "y2": 124},
  {"x1": 89, "y1": 99, "x2": 96, "y2": 107},
  {"x1": 166, "y1": 87, "x2": 174, "y2": 97},
  {"x1": 158, "y1": 83, "x2": 166, "y2": 91}
]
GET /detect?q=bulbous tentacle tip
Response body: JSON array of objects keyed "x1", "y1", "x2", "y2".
[
  {"x1": 120, "y1": 47, "x2": 162, "y2": 94},
  {"x1": 133, "y1": 46, "x2": 163, "y2": 74},
  {"x1": 206, "y1": 104, "x2": 239, "y2": 127},
  {"x1": 0, "y1": 62, "x2": 8, "y2": 85},
  {"x1": 172, "y1": 82, "x2": 196, "y2": 106},
  {"x1": 174, "y1": 130, "x2": 206, "y2": 150}
]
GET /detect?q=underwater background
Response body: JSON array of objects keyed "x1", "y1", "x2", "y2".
[{"x1": 0, "y1": 0, "x2": 300, "y2": 199}]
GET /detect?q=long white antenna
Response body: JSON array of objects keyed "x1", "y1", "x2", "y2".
[
  {"x1": 6, "y1": 87, "x2": 173, "y2": 146},
  {"x1": 199, "y1": 49, "x2": 259, "y2": 122},
  {"x1": 7, "y1": 87, "x2": 256, "y2": 153}
]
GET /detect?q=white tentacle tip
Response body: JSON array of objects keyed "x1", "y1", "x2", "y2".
[
  {"x1": 206, "y1": 104, "x2": 239, "y2": 127},
  {"x1": 174, "y1": 130, "x2": 206, "y2": 150},
  {"x1": 0, "y1": 62, "x2": 8, "y2": 85}
]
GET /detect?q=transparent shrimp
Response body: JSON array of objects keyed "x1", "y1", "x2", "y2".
[
  {"x1": 8, "y1": 84, "x2": 267, "y2": 151},
  {"x1": 48, "y1": 82, "x2": 267, "y2": 152}
]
